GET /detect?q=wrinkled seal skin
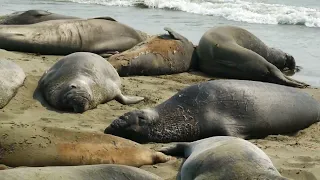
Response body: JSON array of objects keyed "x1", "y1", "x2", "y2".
[
  {"x1": 108, "y1": 27, "x2": 195, "y2": 76},
  {"x1": 160, "y1": 136, "x2": 290, "y2": 180},
  {"x1": 0, "y1": 18, "x2": 144, "y2": 57},
  {"x1": 0, "y1": 123, "x2": 171, "y2": 167},
  {"x1": 0, "y1": 59, "x2": 26, "y2": 109},
  {"x1": 38, "y1": 52, "x2": 144, "y2": 113},
  {"x1": 196, "y1": 25, "x2": 308, "y2": 88},
  {"x1": 0, "y1": 10, "x2": 79, "y2": 25},
  {"x1": 0, "y1": 164, "x2": 163, "y2": 180},
  {"x1": 105, "y1": 79, "x2": 320, "y2": 143}
]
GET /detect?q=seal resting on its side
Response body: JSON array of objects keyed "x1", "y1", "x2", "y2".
[
  {"x1": 0, "y1": 59, "x2": 26, "y2": 109},
  {"x1": 0, "y1": 164, "x2": 163, "y2": 180},
  {"x1": 0, "y1": 10, "x2": 79, "y2": 25},
  {"x1": 160, "y1": 136, "x2": 290, "y2": 180},
  {"x1": 0, "y1": 123, "x2": 171, "y2": 167},
  {"x1": 196, "y1": 25, "x2": 308, "y2": 88},
  {"x1": 105, "y1": 79, "x2": 320, "y2": 143},
  {"x1": 38, "y1": 52, "x2": 144, "y2": 113},
  {"x1": 108, "y1": 27, "x2": 195, "y2": 76},
  {"x1": 0, "y1": 18, "x2": 144, "y2": 57}
]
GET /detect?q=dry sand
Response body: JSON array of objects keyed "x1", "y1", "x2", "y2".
[{"x1": 0, "y1": 49, "x2": 319, "y2": 180}]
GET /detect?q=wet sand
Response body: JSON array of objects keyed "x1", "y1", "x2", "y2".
[{"x1": 0, "y1": 49, "x2": 319, "y2": 180}]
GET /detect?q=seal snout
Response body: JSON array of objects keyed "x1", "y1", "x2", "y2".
[{"x1": 63, "y1": 89, "x2": 91, "y2": 113}]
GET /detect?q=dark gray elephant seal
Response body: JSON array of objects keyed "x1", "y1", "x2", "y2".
[
  {"x1": 105, "y1": 79, "x2": 320, "y2": 143},
  {"x1": 0, "y1": 18, "x2": 144, "y2": 57},
  {"x1": 160, "y1": 136, "x2": 289, "y2": 180},
  {"x1": 38, "y1": 52, "x2": 144, "y2": 113},
  {"x1": 0, "y1": 59, "x2": 26, "y2": 109},
  {"x1": 196, "y1": 25, "x2": 308, "y2": 88},
  {"x1": 0, "y1": 10, "x2": 79, "y2": 25},
  {"x1": 108, "y1": 27, "x2": 195, "y2": 76},
  {"x1": 0, "y1": 164, "x2": 162, "y2": 180}
]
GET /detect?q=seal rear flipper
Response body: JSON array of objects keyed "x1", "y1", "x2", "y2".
[
  {"x1": 164, "y1": 27, "x2": 185, "y2": 41},
  {"x1": 159, "y1": 143, "x2": 188, "y2": 157},
  {"x1": 92, "y1": 16, "x2": 117, "y2": 22},
  {"x1": 115, "y1": 93, "x2": 144, "y2": 105}
]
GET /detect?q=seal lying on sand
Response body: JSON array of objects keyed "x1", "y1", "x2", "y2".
[
  {"x1": 160, "y1": 136, "x2": 289, "y2": 180},
  {"x1": 38, "y1": 52, "x2": 144, "y2": 113},
  {"x1": 196, "y1": 25, "x2": 308, "y2": 88},
  {"x1": 0, "y1": 164, "x2": 162, "y2": 180},
  {"x1": 108, "y1": 27, "x2": 195, "y2": 76},
  {"x1": 0, "y1": 59, "x2": 26, "y2": 109},
  {"x1": 0, "y1": 123, "x2": 171, "y2": 167},
  {"x1": 0, "y1": 18, "x2": 144, "y2": 57},
  {"x1": 0, "y1": 10, "x2": 79, "y2": 25},
  {"x1": 105, "y1": 79, "x2": 320, "y2": 143}
]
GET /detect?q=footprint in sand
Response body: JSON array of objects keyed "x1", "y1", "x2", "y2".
[{"x1": 280, "y1": 156, "x2": 320, "y2": 180}]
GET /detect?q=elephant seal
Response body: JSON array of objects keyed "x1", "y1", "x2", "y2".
[
  {"x1": 0, "y1": 59, "x2": 26, "y2": 109},
  {"x1": 108, "y1": 27, "x2": 195, "y2": 76},
  {"x1": 0, "y1": 18, "x2": 144, "y2": 57},
  {"x1": 38, "y1": 52, "x2": 144, "y2": 113},
  {"x1": 0, "y1": 164, "x2": 162, "y2": 180},
  {"x1": 196, "y1": 25, "x2": 308, "y2": 88},
  {"x1": 0, "y1": 10, "x2": 79, "y2": 25},
  {"x1": 105, "y1": 79, "x2": 320, "y2": 143},
  {"x1": 160, "y1": 136, "x2": 289, "y2": 180},
  {"x1": 0, "y1": 123, "x2": 171, "y2": 167}
]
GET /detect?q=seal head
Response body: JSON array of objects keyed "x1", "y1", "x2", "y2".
[{"x1": 105, "y1": 109, "x2": 158, "y2": 142}]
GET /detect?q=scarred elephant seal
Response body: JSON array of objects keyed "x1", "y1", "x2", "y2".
[
  {"x1": 105, "y1": 79, "x2": 320, "y2": 143},
  {"x1": 160, "y1": 136, "x2": 290, "y2": 180},
  {"x1": 0, "y1": 164, "x2": 163, "y2": 180},
  {"x1": 196, "y1": 25, "x2": 308, "y2": 88},
  {"x1": 0, "y1": 18, "x2": 144, "y2": 57},
  {"x1": 0, "y1": 123, "x2": 172, "y2": 167},
  {"x1": 108, "y1": 27, "x2": 195, "y2": 76},
  {"x1": 0, "y1": 10, "x2": 79, "y2": 25},
  {"x1": 38, "y1": 52, "x2": 144, "y2": 113},
  {"x1": 0, "y1": 59, "x2": 26, "y2": 109}
]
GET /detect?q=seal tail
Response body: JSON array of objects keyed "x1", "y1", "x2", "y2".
[{"x1": 159, "y1": 143, "x2": 188, "y2": 157}]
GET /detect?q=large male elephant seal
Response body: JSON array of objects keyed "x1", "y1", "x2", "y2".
[
  {"x1": 196, "y1": 25, "x2": 308, "y2": 88},
  {"x1": 0, "y1": 164, "x2": 162, "y2": 180},
  {"x1": 105, "y1": 79, "x2": 320, "y2": 143},
  {"x1": 0, "y1": 123, "x2": 171, "y2": 167},
  {"x1": 38, "y1": 52, "x2": 144, "y2": 113},
  {"x1": 160, "y1": 136, "x2": 289, "y2": 180},
  {"x1": 0, "y1": 18, "x2": 144, "y2": 57},
  {"x1": 0, "y1": 59, "x2": 26, "y2": 109},
  {"x1": 0, "y1": 10, "x2": 79, "y2": 25},
  {"x1": 108, "y1": 27, "x2": 195, "y2": 76}
]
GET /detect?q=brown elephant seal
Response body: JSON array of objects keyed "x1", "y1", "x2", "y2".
[
  {"x1": 0, "y1": 164, "x2": 163, "y2": 180},
  {"x1": 108, "y1": 27, "x2": 195, "y2": 76},
  {"x1": 196, "y1": 25, "x2": 308, "y2": 88},
  {"x1": 160, "y1": 136, "x2": 290, "y2": 180},
  {"x1": 0, "y1": 18, "x2": 144, "y2": 57},
  {"x1": 0, "y1": 123, "x2": 172, "y2": 167},
  {"x1": 38, "y1": 52, "x2": 144, "y2": 113},
  {"x1": 105, "y1": 79, "x2": 320, "y2": 143},
  {"x1": 0, "y1": 10, "x2": 79, "y2": 25},
  {"x1": 0, "y1": 59, "x2": 26, "y2": 109}
]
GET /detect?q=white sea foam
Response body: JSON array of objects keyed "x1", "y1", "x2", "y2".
[{"x1": 65, "y1": 0, "x2": 320, "y2": 27}]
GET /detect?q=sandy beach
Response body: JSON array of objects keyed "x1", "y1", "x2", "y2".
[{"x1": 0, "y1": 48, "x2": 319, "y2": 180}]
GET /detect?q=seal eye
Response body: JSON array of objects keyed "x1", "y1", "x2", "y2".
[{"x1": 70, "y1": 85, "x2": 77, "y2": 89}]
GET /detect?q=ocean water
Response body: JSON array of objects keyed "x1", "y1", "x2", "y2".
[{"x1": 0, "y1": 0, "x2": 320, "y2": 86}]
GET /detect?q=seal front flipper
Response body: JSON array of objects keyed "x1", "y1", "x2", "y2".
[
  {"x1": 92, "y1": 16, "x2": 117, "y2": 21},
  {"x1": 159, "y1": 143, "x2": 187, "y2": 157},
  {"x1": 115, "y1": 93, "x2": 144, "y2": 105},
  {"x1": 164, "y1": 27, "x2": 185, "y2": 41},
  {"x1": 269, "y1": 66, "x2": 309, "y2": 88}
]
